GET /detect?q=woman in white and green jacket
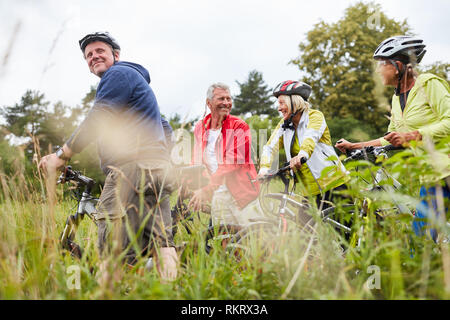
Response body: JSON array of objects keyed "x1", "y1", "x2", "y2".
[
  {"x1": 259, "y1": 80, "x2": 348, "y2": 209},
  {"x1": 335, "y1": 36, "x2": 450, "y2": 242}
]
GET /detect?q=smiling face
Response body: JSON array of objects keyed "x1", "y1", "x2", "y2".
[
  {"x1": 207, "y1": 88, "x2": 232, "y2": 118},
  {"x1": 277, "y1": 96, "x2": 291, "y2": 121},
  {"x1": 84, "y1": 41, "x2": 119, "y2": 77},
  {"x1": 376, "y1": 59, "x2": 400, "y2": 86}
]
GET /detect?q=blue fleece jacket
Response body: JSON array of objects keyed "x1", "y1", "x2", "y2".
[{"x1": 66, "y1": 61, "x2": 170, "y2": 174}]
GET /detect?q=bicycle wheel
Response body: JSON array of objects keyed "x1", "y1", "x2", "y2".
[
  {"x1": 60, "y1": 215, "x2": 84, "y2": 259},
  {"x1": 226, "y1": 217, "x2": 316, "y2": 262},
  {"x1": 61, "y1": 238, "x2": 83, "y2": 259},
  {"x1": 204, "y1": 223, "x2": 243, "y2": 255}
]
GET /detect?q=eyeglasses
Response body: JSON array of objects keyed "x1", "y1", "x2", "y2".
[{"x1": 377, "y1": 60, "x2": 390, "y2": 67}]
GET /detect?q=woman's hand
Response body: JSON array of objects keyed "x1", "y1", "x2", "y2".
[
  {"x1": 335, "y1": 139, "x2": 354, "y2": 153},
  {"x1": 289, "y1": 155, "x2": 305, "y2": 170},
  {"x1": 384, "y1": 131, "x2": 422, "y2": 147}
]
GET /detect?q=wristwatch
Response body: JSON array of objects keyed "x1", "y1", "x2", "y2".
[{"x1": 56, "y1": 147, "x2": 70, "y2": 161}]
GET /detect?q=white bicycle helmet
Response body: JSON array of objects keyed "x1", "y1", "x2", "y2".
[{"x1": 373, "y1": 35, "x2": 426, "y2": 64}]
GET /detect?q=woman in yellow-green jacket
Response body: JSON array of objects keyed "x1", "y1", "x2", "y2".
[
  {"x1": 335, "y1": 36, "x2": 450, "y2": 242},
  {"x1": 259, "y1": 80, "x2": 348, "y2": 209}
]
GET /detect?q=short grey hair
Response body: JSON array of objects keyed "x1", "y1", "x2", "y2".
[{"x1": 206, "y1": 82, "x2": 230, "y2": 100}]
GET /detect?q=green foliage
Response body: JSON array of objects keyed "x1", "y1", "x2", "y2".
[
  {"x1": 1, "y1": 90, "x2": 49, "y2": 139},
  {"x1": 290, "y1": 1, "x2": 409, "y2": 135},
  {"x1": 232, "y1": 70, "x2": 277, "y2": 117},
  {"x1": 418, "y1": 62, "x2": 450, "y2": 83},
  {"x1": 242, "y1": 115, "x2": 281, "y2": 168},
  {"x1": 0, "y1": 138, "x2": 449, "y2": 299},
  {"x1": 0, "y1": 88, "x2": 105, "y2": 188},
  {"x1": 328, "y1": 116, "x2": 380, "y2": 144},
  {"x1": 1, "y1": 90, "x2": 82, "y2": 154},
  {"x1": 164, "y1": 112, "x2": 198, "y2": 132}
]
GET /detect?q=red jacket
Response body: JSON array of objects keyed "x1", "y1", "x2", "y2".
[{"x1": 193, "y1": 114, "x2": 260, "y2": 209}]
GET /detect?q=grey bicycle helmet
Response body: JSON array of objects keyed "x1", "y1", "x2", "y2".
[
  {"x1": 373, "y1": 35, "x2": 426, "y2": 64},
  {"x1": 79, "y1": 32, "x2": 121, "y2": 53},
  {"x1": 273, "y1": 80, "x2": 312, "y2": 101}
]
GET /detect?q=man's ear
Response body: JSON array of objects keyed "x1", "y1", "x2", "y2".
[{"x1": 114, "y1": 50, "x2": 120, "y2": 61}]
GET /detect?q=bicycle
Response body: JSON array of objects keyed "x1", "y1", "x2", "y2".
[
  {"x1": 169, "y1": 165, "x2": 247, "y2": 256},
  {"x1": 57, "y1": 165, "x2": 202, "y2": 260},
  {"x1": 224, "y1": 158, "x2": 323, "y2": 260},
  {"x1": 226, "y1": 145, "x2": 416, "y2": 258},
  {"x1": 319, "y1": 144, "x2": 415, "y2": 249},
  {"x1": 58, "y1": 166, "x2": 98, "y2": 260},
  {"x1": 57, "y1": 163, "x2": 246, "y2": 268}
]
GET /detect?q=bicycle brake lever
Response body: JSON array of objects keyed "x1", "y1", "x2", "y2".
[{"x1": 56, "y1": 167, "x2": 69, "y2": 185}]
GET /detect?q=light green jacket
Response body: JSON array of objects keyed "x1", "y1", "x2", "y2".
[{"x1": 379, "y1": 73, "x2": 450, "y2": 181}]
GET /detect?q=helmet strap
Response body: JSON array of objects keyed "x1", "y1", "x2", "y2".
[
  {"x1": 282, "y1": 96, "x2": 299, "y2": 131},
  {"x1": 390, "y1": 60, "x2": 405, "y2": 96}
]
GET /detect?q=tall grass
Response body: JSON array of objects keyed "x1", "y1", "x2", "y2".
[{"x1": 0, "y1": 140, "x2": 449, "y2": 300}]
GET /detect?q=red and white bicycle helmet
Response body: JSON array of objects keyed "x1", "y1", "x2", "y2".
[{"x1": 273, "y1": 80, "x2": 312, "y2": 101}]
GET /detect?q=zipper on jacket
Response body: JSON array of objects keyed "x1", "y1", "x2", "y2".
[{"x1": 322, "y1": 150, "x2": 337, "y2": 165}]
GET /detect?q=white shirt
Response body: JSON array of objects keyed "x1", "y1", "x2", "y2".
[
  {"x1": 205, "y1": 129, "x2": 221, "y2": 174},
  {"x1": 204, "y1": 128, "x2": 227, "y2": 192}
]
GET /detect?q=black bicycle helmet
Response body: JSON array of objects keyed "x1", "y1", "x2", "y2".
[
  {"x1": 273, "y1": 80, "x2": 312, "y2": 101},
  {"x1": 373, "y1": 35, "x2": 426, "y2": 64},
  {"x1": 79, "y1": 32, "x2": 121, "y2": 53}
]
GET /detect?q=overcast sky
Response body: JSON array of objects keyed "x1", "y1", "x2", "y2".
[{"x1": 1, "y1": 0, "x2": 449, "y2": 122}]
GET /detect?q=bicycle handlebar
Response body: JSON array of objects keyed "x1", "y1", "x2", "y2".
[
  {"x1": 57, "y1": 166, "x2": 95, "y2": 188},
  {"x1": 344, "y1": 145, "x2": 404, "y2": 162},
  {"x1": 256, "y1": 157, "x2": 307, "y2": 182}
]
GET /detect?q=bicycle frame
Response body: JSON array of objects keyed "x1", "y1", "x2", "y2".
[
  {"x1": 346, "y1": 145, "x2": 414, "y2": 216},
  {"x1": 256, "y1": 159, "x2": 311, "y2": 228},
  {"x1": 58, "y1": 166, "x2": 98, "y2": 258}
]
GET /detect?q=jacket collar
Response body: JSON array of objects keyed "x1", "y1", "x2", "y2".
[
  {"x1": 201, "y1": 113, "x2": 230, "y2": 132},
  {"x1": 201, "y1": 113, "x2": 231, "y2": 150}
]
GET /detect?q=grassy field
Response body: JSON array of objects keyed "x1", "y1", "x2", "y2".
[{"x1": 0, "y1": 151, "x2": 449, "y2": 300}]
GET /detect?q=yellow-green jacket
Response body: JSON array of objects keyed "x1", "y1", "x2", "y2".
[
  {"x1": 379, "y1": 73, "x2": 450, "y2": 181},
  {"x1": 259, "y1": 109, "x2": 348, "y2": 196}
]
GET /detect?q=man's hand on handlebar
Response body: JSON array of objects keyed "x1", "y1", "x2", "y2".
[
  {"x1": 188, "y1": 188, "x2": 211, "y2": 212},
  {"x1": 38, "y1": 153, "x2": 66, "y2": 175}
]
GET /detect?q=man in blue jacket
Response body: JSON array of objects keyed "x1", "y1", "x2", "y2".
[{"x1": 39, "y1": 32, "x2": 178, "y2": 282}]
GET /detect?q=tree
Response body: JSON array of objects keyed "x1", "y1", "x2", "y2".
[
  {"x1": 1, "y1": 90, "x2": 89, "y2": 156},
  {"x1": 1, "y1": 90, "x2": 49, "y2": 139},
  {"x1": 419, "y1": 61, "x2": 449, "y2": 83},
  {"x1": 290, "y1": 1, "x2": 410, "y2": 136},
  {"x1": 0, "y1": 89, "x2": 104, "y2": 185},
  {"x1": 232, "y1": 70, "x2": 277, "y2": 117}
]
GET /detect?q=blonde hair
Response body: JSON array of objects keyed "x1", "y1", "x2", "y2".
[{"x1": 279, "y1": 94, "x2": 310, "y2": 114}]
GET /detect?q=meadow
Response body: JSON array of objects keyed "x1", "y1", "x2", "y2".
[{"x1": 0, "y1": 142, "x2": 449, "y2": 300}]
